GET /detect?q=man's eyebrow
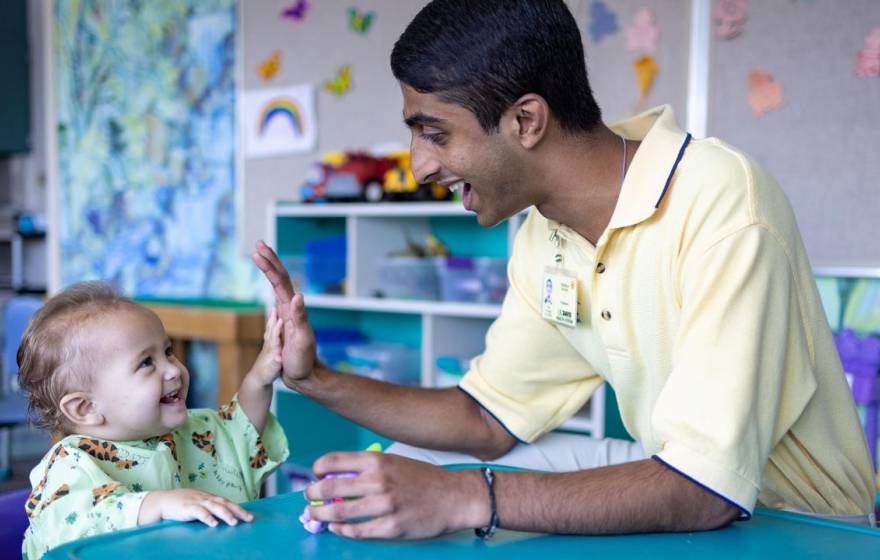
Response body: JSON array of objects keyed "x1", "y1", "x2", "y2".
[{"x1": 403, "y1": 112, "x2": 445, "y2": 128}]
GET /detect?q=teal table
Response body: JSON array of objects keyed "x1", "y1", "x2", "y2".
[{"x1": 46, "y1": 492, "x2": 880, "y2": 559}]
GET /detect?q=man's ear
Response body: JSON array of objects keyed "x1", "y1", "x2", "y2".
[
  {"x1": 507, "y1": 94, "x2": 550, "y2": 150},
  {"x1": 59, "y1": 392, "x2": 104, "y2": 428}
]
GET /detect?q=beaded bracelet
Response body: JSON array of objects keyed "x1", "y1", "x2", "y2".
[{"x1": 474, "y1": 466, "x2": 498, "y2": 540}]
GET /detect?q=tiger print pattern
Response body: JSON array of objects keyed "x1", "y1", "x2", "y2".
[
  {"x1": 249, "y1": 438, "x2": 268, "y2": 469},
  {"x1": 91, "y1": 482, "x2": 122, "y2": 506},
  {"x1": 26, "y1": 446, "x2": 70, "y2": 518},
  {"x1": 218, "y1": 400, "x2": 237, "y2": 421},
  {"x1": 78, "y1": 438, "x2": 140, "y2": 470},
  {"x1": 191, "y1": 430, "x2": 216, "y2": 458},
  {"x1": 158, "y1": 433, "x2": 178, "y2": 462}
]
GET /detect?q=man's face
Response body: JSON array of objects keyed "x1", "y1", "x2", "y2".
[{"x1": 401, "y1": 84, "x2": 533, "y2": 227}]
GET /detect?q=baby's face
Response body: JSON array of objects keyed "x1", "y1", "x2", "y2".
[{"x1": 85, "y1": 306, "x2": 190, "y2": 440}]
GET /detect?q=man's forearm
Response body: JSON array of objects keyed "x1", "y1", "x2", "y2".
[
  {"x1": 287, "y1": 365, "x2": 512, "y2": 457},
  {"x1": 486, "y1": 458, "x2": 739, "y2": 534}
]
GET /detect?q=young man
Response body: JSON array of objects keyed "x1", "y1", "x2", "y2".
[{"x1": 254, "y1": 0, "x2": 875, "y2": 539}]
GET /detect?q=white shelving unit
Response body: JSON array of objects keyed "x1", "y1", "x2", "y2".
[{"x1": 269, "y1": 201, "x2": 605, "y2": 438}]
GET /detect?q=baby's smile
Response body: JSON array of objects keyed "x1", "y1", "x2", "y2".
[{"x1": 159, "y1": 388, "x2": 183, "y2": 405}]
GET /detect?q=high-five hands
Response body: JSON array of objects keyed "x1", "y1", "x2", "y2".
[{"x1": 252, "y1": 240, "x2": 319, "y2": 386}]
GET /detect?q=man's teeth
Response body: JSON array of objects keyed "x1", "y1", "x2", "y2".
[{"x1": 449, "y1": 180, "x2": 465, "y2": 193}]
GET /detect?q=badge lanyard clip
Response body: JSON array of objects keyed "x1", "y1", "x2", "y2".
[{"x1": 542, "y1": 229, "x2": 578, "y2": 327}]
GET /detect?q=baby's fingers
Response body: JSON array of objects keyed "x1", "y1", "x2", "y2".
[
  {"x1": 201, "y1": 499, "x2": 243, "y2": 526},
  {"x1": 264, "y1": 307, "x2": 279, "y2": 340},
  {"x1": 210, "y1": 497, "x2": 254, "y2": 522},
  {"x1": 271, "y1": 314, "x2": 283, "y2": 346},
  {"x1": 187, "y1": 504, "x2": 219, "y2": 528}
]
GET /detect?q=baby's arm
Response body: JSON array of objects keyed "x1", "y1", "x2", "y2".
[{"x1": 237, "y1": 306, "x2": 283, "y2": 433}]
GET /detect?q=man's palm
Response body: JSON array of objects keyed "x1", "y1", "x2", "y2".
[{"x1": 252, "y1": 240, "x2": 318, "y2": 383}]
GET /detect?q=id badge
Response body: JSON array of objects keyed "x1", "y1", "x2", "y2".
[{"x1": 541, "y1": 267, "x2": 578, "y2": 328}]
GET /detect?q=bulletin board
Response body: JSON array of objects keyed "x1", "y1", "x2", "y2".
[
  {"x1": 238, "y1": 0, "x2": 692, "y2": 249},
  {"x1": 706, "y1": 0, "x2": 880, "y2": 264},
  {"x1": 569, "y1": 0, "x2": 690, "y2": 123},
  {"x1": 239, "y1": 1, "x2": 425, "y2": 250}
]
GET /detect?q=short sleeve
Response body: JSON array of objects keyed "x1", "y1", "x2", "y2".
[
  {"x1": 22, "y1": 444, "x2": 148, "y2": 559},
  {"x1": 652, "y1": 225, "x2": 817, "y2": 518},
  {"x1": 458, "y1": 214, "x2": 603, "y2": 442},
  {"x1": 211, "y1": 395, "x2": 290, "y2": 500}
]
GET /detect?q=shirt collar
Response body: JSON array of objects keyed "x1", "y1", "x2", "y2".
[
  {"x1": 605, "y1": 105, "x2": 690, "y2": 229},
  {"x1": 542, "y1": 105, "x2": 690, "y2": 241}
]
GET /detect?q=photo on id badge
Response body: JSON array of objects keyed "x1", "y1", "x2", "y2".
[{"x1": 542, "y1": 267, "x2": 578, "y2": 327}]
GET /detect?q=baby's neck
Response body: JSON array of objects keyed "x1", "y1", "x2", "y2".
[{"x1": 64, "y1": 427, "x2": 165, "y2": 443}]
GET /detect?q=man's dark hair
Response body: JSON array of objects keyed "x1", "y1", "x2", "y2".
[{"x1": 391, "y1": 0, "x2": 602, "y2": 134}]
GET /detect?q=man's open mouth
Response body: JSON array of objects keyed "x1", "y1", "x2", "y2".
[
  {"x1": 448, "y1": 180, "x2": 470, "y2": 194},
  {"x1": 448, "y1": 180, "x2": 474, "y2": 210}
]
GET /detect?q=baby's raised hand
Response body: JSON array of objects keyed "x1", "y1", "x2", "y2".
[
  {"x1": 141, "y1": 489, "x2": 254, "y2": 527},
  {"x1": 253, "y1": 306, "x2": 283, "y2": 385}
]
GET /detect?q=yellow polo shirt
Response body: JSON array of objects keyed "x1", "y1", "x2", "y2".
[{"x1": 459, "y1": 105, "x2": 875, "y2": 518}]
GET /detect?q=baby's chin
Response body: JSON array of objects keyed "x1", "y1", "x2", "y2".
[{"x1": 162, "y1": 409, "x2": 190, "y2": 432}]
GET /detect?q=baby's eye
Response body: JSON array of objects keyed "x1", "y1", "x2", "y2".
[
  {"x1": 138, "y1": 356, "x2": 154, "y2": 369},
  {"x1": 165, "y1": 345, "x2": 174, "y2": 357}
]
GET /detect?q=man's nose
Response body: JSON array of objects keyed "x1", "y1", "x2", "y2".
[{"x1": 410, "y1": 141, "x2": 439, "y2": 184}]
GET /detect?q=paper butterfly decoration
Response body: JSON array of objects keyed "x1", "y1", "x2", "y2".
[
  {"x1": 324, "y1": 65, "x2": 352, "y2": 97},
  {"x1": 589, "y1": 1, "x2": 618, "y2": 44},
  {"x1": 855, "y1": 27, "x2": 880, "y2": 79},
  {"x1": 626, "y1": 8, "x2": 659, "y2": 53},
  {"x1": 633, "y1": 55, "x2": 658, "y2": 99},
  {"x1": 282, "y1": 0, "x2": 310, "y2": 22},
  {"x1": 747, "y1": 70, "x2": 784, "y2": 118},
  {"x1": 713, "y1": 0, "x2": 748, "y2": 40},
  {"x1": 258, "y1": 50, "x2": 282, "y2": 82},
  {"x1": 349, "y1": 7, "x2": 375, "y2": 34}
]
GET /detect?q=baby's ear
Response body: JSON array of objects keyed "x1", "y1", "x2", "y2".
[{"x1": 59, "y1": 392, "x2": 104, "y2": 428}]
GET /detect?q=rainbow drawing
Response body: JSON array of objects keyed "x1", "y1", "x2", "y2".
[{"x1": 258, "y1": 97, "x2": 305, "y2": 136}]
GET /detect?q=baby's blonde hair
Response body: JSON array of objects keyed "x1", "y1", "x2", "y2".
[{"x1": 17, "y1": 281, "x2": 140, "y2": 435}]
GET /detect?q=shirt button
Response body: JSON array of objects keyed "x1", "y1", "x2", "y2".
[
  {"x1": 596, "y1": 262, "x2": 606, "y2": 274},
  {"x1": 601, "y1": 309, "x2": 612, "y2": 321}
]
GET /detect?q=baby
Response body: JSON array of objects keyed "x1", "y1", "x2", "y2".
[{"x1": 18, "y1": 281, "x2": 289, "y2": 559}]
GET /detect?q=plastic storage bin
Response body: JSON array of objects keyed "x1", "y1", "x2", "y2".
[
  {"x1": 314, "y1": 327, "x2": 368, "y2": 370},
  {"x1": 435, "y1": 257, "x2": 509, "y2": 304},
  {"x1": 378, "y1": 256, "x2": 439, "y2": 300},
  {"x1": 345, "y1": 342, "x2": 420, "y2": 385},
  {"x1": 435, "y1": 257, "x2": 483, "y2": 303},
  {"x1": 475, "y1": 257, "x2": 509, "y2": 304},
  {"x1": 305, "y1": 235, "x2": 346, "y2": 294}
]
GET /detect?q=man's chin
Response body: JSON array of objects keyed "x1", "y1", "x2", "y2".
[
  {"x1": 476, "y1": 215, "x2": 495, "y2": 228},
  {"x1": 474, "y1": 209, "x2": 513, "y2": 229}
]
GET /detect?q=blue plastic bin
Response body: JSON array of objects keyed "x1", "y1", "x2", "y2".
[
  {"x1": 314, "y1": 327, "x2": 367, "y2": 369},
  {"x1": 305, "y1": 235, "x2": 346, "y2": 294}
]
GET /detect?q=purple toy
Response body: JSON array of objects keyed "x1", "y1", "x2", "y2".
[{"x1": 299, "y1": 472, "x2": 358, "y2": 534}]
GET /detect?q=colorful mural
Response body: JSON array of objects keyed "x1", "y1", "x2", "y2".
[{"x1": 55, "y1": 0, "x2": 259, "y2": 299}]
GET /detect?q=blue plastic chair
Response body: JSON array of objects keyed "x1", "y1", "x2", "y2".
[
  {"x1": 0, "y1": 487, "x2": 29, "y2": 555},
  {"x1": 0, "y1": 296, "x2": 43, "y2": 479}
]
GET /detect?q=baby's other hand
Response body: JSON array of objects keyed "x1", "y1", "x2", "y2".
[
  {"x1": 149, "y1": 489, "x2": 254, "y2": 527},
  {"x1": 254, "y1": 306, "x2": 283, "y2": 385}
]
